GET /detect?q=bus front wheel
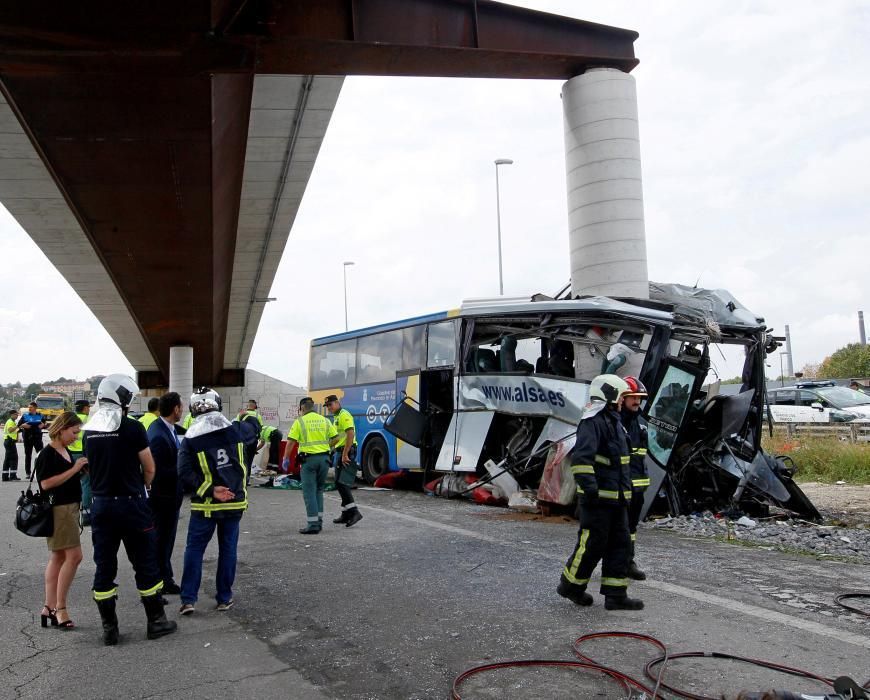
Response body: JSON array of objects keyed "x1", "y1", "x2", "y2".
[{"x1": 361, "y1": 436, "x2": 389, "y2": 485}]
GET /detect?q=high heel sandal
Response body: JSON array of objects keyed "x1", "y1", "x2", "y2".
[
  {"x1": 40, "y1": 605, "x2": 58, "y2": 628},
  {"x1": 54, "y1": 607, "x2": 75, "y2": 629}
]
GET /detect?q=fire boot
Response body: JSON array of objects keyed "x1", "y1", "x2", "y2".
[
  {"x1": 332, "y1": 511, "x2": 349, "y2": 524},
  {"x1": 95, "y1": 597, "x2": 119, "y2": 646},
  {"x1": 142, "y1": 594, "x2": 178, "y2": 640},
  {"x1": 627, "y1": 560, "x2": 647, "y2": 581},
  {"x1": 557, "y1": 580, "x2": 593, "y2": 606},
  {"x1": 344, "y1": 508, "x2": 363, "y2": 528},
  {"x1": 604, "y1": 595, "x2": 644, "y2": 611}
]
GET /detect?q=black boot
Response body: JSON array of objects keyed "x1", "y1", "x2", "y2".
[
  {"x1": 344, "y1": 508, "x2": 363, "y2": 528},
  {"x1": 627, "y1": 560, "x2": 647, "y2": 581},
  {"x1": 556, "y1": 579, "x2": 593, "y2": 606},
  {"x1": 142, "y1": 594, "x2": 177, "y2": 640},
  {"x1": 95, "y1": 597, "x2": 119, "y2": 646},
  {"x1": 332, "y1": 511, "x2": 349, "y2": 524},
  {"x1": 604, "y1": 595, "x2": 644, "y2": 611}
]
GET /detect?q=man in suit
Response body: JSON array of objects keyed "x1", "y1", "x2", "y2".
[{"x1": 147, "y1": 392, "x2": 184, "y2": 595}]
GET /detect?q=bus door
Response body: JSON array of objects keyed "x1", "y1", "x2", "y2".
[{"x1": 395, "y1": 371, "x2": 422, "y2": 469}]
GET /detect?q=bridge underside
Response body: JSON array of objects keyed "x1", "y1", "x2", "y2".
[{"x1": 0, "y1": 1, "x2": 637, "y2": 386}]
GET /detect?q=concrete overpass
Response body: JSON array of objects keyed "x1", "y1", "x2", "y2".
[{"x1": 0, "y1": 1, "x2": 639, "y2": 389}]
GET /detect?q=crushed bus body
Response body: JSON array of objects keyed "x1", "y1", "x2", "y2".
[{"x1": 307, "y1": 282, "x2": 820, "y2": 522}]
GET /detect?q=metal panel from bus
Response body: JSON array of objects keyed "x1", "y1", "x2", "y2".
[
  {"x1": 434, "y1": 410, "x2": 494, "y2": 473},
  {"x1": 395, "y1": 371, "x2": 422, "y2": 469}
]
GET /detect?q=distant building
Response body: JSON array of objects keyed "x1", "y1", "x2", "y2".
[{"x1": 41, "y1": 381, "x2": 91, "y2": 396}]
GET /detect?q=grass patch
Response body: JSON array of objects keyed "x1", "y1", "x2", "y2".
[{"x1": 762, "y1": 433, "x2": 870, "y2": 484}]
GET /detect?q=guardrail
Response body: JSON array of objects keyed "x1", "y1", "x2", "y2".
[{"x1": 776, "y1": 422, "x2": 870, "y2": 444}]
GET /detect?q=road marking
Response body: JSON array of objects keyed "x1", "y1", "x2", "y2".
[{"x1": 347, "y1": 499, "x2": 870, "y2": 651}]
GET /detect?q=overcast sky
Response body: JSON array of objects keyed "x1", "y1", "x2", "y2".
[{"x1": 1, "y1": 0, "x2": 868, "y2": 388}]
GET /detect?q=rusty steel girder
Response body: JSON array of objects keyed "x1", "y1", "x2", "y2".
[{"x1": 0, "y1": 1, "x2": 638, "y2": 385}]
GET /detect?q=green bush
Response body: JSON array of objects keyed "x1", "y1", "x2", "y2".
[{"x1": 762, "y1": 433, "x2": 870, "y2": 484}]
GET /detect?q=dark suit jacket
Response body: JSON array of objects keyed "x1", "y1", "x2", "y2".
[{"x1": 147, "y1": 417, "x2": 181, "y2": 503}]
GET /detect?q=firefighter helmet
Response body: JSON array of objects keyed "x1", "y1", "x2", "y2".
[
  {"x1": 589, "y1": 374, "x2": 631, "y2": 404},
  {"x1": 624, "y1": 375, "x2": 648, "y2": 397},
  {"x1": 190, "y1": 387, "x2": 222, "y2": 417},
  {"x1": 97, "y1": 374, "x2": 139, "y2": 408}
]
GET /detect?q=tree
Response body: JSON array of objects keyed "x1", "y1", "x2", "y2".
[
  {"x1": 818, "y1": 344, "x2": 870, "y2": 379},
  {"x1": 798, "y1": 362, "x2": 820, "y2": 379},
  {"x1": 24, "y1": 383, "x2": 43, "y2": 399}
]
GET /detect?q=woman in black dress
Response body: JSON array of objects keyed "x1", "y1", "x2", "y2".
[{"x1": 35, "y1": 411, "x2": 87, "y2": 629}]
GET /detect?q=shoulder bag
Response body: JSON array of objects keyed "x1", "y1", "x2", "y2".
[{"x1": 14, "y1": 470, "x2": 54, "y2": 538}]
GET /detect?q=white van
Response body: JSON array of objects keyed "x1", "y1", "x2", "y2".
[{"x1": 766, "y1": 381, "x2": 870, "y2": 423}]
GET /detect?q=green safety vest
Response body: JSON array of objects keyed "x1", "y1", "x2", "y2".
[
  {"x1": 289, "y1": 412, "x2": 336, "y2": 455},
  {"x1": 182, "y1": 413, "x2": 193, "y2": 430},
  {"x1": 139, "y1": 412, "x2": 159, "y2": 430},
  {"x1": 332, "y1": 408, "x2": 357, "y2": 449},
  {"x1": 69, "y1": 412, "x2": 88, "y2": 452},
  {"x1": 260, "y1": 424, "x2": 278, "y2": 441},
  {"x1": 4, "y1": 419, "x2": 18, "y2": 441}
]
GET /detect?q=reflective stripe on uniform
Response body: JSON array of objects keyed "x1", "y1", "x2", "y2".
[
  {"x1": 630, "y1": 533, "x2": 637, "y2": 542},
  {"x1": 620, "y1": 456, "x2": 630, "y2": 464},
  {"x1": 191, "y1": 500, "x2": 247, "y2": 512},
  {"x1": 137, "y1": 580, "x2": 164, "y2": 597},
  {"x1": 93, "y1": 587, "x2": 118, "y2": 601},
  {"x1": 600, "y1": 577, "x2": 628, "y2": 588},
  {"x1": 632, "y1": 478, "x2": 651, "y2": 487},
  {"x1": 599, "y1": 490, "x2": 620, "y2": 499},
  {"x1": 623, "y1": 490, "x2": 632, "y2": 499},
  {"x1": 563, "y1": 529, "x2": 590, "y2": 585},
  {"x1": 594, "y1": 455, "x2": 610, "y2": 465},
  {"x1": 632, "y1": 448, "x2": 648, "y2": 456},
  {"x1": 570, "y1": 464, "x2": 595, "y2": 475},
  {"x1": 196, "y1": 452, "x2": 212, "y2": 498}
]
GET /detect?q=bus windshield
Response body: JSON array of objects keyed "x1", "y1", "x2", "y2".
[{"x1": 36, "y1": 396, "x2": 64, "y2": 409}]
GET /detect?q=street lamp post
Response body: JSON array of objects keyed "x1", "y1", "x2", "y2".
[
  {"x1": 494, "y1": 158, "x2": 513, "y2": 295},
  {"x1": 342, "y1": 261, "x2": 354, "y2": 331}
]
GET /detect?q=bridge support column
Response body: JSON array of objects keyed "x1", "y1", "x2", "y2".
[
  {"x1": 169, "y1": 346, "x2": 194, "y2": 402},
  {"x1": 563, "y1": 68, "x2": 649, "y2": 379}
]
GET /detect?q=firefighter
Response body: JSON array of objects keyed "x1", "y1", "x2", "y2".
[
  {"x1": 85, "y1": 374, "x2": 176, "y2": 645},
  {"x1": 621, "y1": 376, "x2": 649, "y2": 581},
  {"x1": 177, "y1": 387, "x2": 248, "y2": 615},
  {"x1": 324, "y1": 394, "x2": 362, "y2": 527},
  {"x1": 285, "y1": 397, "x2": 337, "y2": 534},
  {"x1": 557, "y1": 374, "x2": 643, "y2": 610}
]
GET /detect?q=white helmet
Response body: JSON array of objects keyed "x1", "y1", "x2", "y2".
[
  {"x1": 589, "y1": 374, "x2": 631, "y2": 404},
  {"x1": 97, "y1": 374, "x2": 139, "y2": 408},
  {"x1": 190, "y1": 387, "x2": 222, "y2": 417}
]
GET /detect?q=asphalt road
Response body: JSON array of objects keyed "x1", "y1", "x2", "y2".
[{"x1": 0, "y1": 443, "x2": 867, "y2": 699}]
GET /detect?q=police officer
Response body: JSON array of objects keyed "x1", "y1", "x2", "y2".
[
  {"x1": 85, "y1": 374, "x2": 176, "y2": 645},
  {"x1": 621, "y1": 376, "x2": 649, "y2": 581},
  {"x1": 177, "y1": 387, "x2": 248, "y2": 614},
  {"x1": 257, "y1": 423, "x2": 283, "y2": 472},
  {"x1": 324, "y1": 395, "x2": 362, "y2": 527},
  {"x1": 286, "y1": 397, "x2": 337, "y2": 534},
  {"x1": 139, "y1": 397, "x2": 160, "y2": 430},
  {"x1": 19, "y1": 402, "x2": 45, "y2": 478},
  {"x1": 2, "y1": 409, "x2": 20, "y2": 481},
  {"x1": 557, "y1": 374, "x2": 643, "y2": 611},
  {"x1": 70, "y1": 399, "x2": 92, "y2": 526}
]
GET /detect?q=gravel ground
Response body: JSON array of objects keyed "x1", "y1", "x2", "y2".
[{"x1": 647, "y1": 485, "x2": 870, "y2": 564}]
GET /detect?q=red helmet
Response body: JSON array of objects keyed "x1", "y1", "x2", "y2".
[{"x1": 624, "y1": 376, "x2": 647, "y2": 397}]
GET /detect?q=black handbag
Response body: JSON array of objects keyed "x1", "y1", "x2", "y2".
[{"x1": 14, "y1": 471, "x2": 54, "y2": 538}]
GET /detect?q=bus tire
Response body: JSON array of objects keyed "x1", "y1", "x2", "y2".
[{"x1": 361, "y1": 435, "x2": 389, "y2": 485}]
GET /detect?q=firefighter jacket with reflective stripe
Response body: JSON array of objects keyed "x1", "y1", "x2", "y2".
[
  {"x1": 570, "y1": 402, "x2": 631, "y2": 505},
  {"x1": 178, "y1": 423, "x2": 248, "y2": 518},
  {"x1": 621, "y1": 409, "x2": 650, "y2": 491},
  {"x1": 288, "y1": 411, "x2": 337, "y2": 455}
]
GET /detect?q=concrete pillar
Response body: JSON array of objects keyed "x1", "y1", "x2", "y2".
[
  {"x1": 563, "y1": 68, "x2": 648, "y2": 379},
  {"x1": 563, "y1": 68, "x2": 648, "y2": 300},
  {"x1": 859, "y1": 311, "x2": 866, "y2": 345},
  {"x1": 784, "y1": 325, "x2": 794, "y2": 377},
  {"x1": 169, "y1": 345, "x2": 194, "y2": 402}
]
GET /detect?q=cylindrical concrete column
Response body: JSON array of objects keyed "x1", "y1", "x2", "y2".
[
  {"x1": 169, "y1": 345, "x2": 194, "y2": 402},
  {"x1": 563, "y1": 68, "x2": 648, "y2": 300},
  {"x1": 859, "y1": 311, "x2": 866, "y2": 345},
  {"x1": 784, "y1": 325, "x2": 794, "y2": 377},
  {"x1": 563, "y1": 69, "x2": 648, "y2": 380}
]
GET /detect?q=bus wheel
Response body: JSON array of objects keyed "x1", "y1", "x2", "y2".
[{"x1": 361, "y1": 436, "x2": 389, "y2": 485}]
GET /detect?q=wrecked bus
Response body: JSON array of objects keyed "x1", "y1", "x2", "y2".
[{"x1": 307, "y1": 284, "x2": 819, "y2": 520}]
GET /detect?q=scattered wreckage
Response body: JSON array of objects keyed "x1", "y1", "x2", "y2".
[{"x1": 385, "y1": 282, "x2": 821, "y2": 522}]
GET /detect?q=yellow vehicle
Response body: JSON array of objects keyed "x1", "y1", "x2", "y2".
[{"x1": 35, "y1": 393, "x2": 66, "y2": 424}]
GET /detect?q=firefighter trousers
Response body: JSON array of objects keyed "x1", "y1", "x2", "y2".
[
  {"x1": 91, "y1": 496, "x2": 162, "y2": 600},
  {"x1": 627, "y1": 488, "x2": 647, "y2": 560},
  {"x1": 561, "y1": 501, "x2": 631, "y2": 597}
]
